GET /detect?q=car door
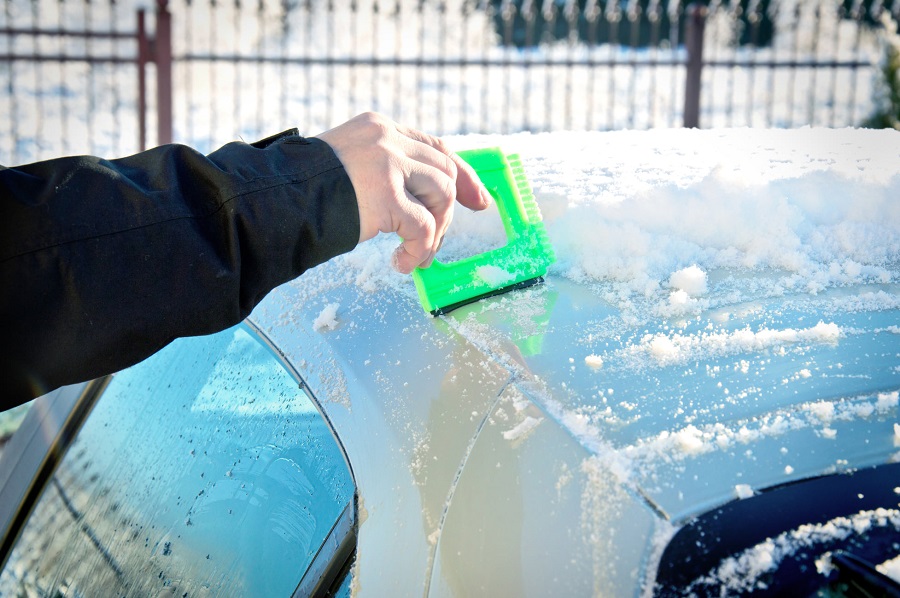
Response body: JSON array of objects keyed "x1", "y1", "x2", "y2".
[{"x1": 0, "y1": 322, "x2": 356, "y2": 597}]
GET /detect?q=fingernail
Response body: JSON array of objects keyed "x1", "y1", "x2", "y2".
[
  {"x1": 480, "y1": 186, "x2": 493, "y2": 206},
  {"x1": 392, "y1": 245, "x2": 414, "y2": 274},
  {"x1": 420, "y1": 246, "x2": 437, "y2": 269},
  {"x1": 437, "y1": 235, "x2": 445, "y2": 253}
]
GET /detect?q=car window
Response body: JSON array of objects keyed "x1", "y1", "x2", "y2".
[{"x1": 0, "y1": 324, "x2": 355, "y2": 597}]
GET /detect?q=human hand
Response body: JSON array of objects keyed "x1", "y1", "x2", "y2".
[{"x1": 316, "y1": 112, "x2": 492, "y2": 274}]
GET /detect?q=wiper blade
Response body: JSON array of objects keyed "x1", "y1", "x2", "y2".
[{"x1": 832, "y1": 551, "x2": 900, "y2": 598}]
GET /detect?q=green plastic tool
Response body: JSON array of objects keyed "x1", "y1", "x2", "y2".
[{"x1": 412, "y1": 148, "x2": 556, "y2": 316}]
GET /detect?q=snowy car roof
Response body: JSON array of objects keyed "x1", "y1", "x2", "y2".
[{"x1": 249, "y1": 127, "x2": 900, "y2": 595}]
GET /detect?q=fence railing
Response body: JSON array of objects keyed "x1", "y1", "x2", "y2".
[
  {"x1": 1, "y1": 0, "x2": 896, "y2": 165},
  {"x1": 0, "y1": 0, "x2": 176, "y2": 163}
]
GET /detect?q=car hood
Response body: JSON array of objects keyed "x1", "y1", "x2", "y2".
[
  {"x1": 250, "y1": 127, "x2": 900, "y2": 596},
  {"x1": 445, "y1": 274, "x2": 900, "y2": 521}
]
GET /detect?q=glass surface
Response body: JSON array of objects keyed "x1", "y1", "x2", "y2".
[{"x1": 0, "y1": 324, "x2": 354, "y2": 597}]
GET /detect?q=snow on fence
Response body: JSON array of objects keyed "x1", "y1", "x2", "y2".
[{"x1": 0, "y1": 0, "x2": 895, "y2": 164}]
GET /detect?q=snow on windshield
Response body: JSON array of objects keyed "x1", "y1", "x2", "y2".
[
  {"x1": 449, "y1": 127, "x2": 899, "y2": 308},
  {"x1": 318, "y1": 127, "x2": 899, "y2": 321}
]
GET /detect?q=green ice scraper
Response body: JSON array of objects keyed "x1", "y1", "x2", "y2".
[{"x1": 412, "y1": 148, "x2": 555, "y2": 316}]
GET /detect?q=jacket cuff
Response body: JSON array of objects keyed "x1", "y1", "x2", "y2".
[
  {"x1": 251, "y1": 128, "x2": 302, "y2": 149},
  {"x1": 215, "y1": 132, "x2": 361, "y2": 275}
]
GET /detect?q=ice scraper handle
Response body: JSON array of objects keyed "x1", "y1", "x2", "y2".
[{"x1": 411, "y1": 148, "x2": 556, "y2": 316}]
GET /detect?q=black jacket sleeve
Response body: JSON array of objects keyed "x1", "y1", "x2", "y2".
[{"x1": 0, "y1": 131, "x2": 360, "y2": 407}]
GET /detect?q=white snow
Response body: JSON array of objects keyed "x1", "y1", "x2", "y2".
[
  {"x1": 475, "y1": 265, "x2": 515, "y2": 286},
  {"x1": 877, "y1": 391, "x2": 900, "y2": 413},
  {"x1": 312, "y1": 303, "x2": 341, "y2": 331},
  {"x1": 502, "y1": 415, "x2": 543, "y2": 442},
  {"x1": 669, "y1": 265, "x2": 708, "y2": 296},
  {"x1": 878, "y1": 554, "x2": 900, "y2": 583},
  {"x1": 616, "y1": 390, "x2": 900, "y2": 467},
  {"x1": 734, "y1": 484, "x2": 754, "y2": 499},
  {"x1": 584, "y1": 355, "x2": 604, "y2": 369},
  {"x1": 620, "y1": 321, "x2": 843, "y2": 368}
]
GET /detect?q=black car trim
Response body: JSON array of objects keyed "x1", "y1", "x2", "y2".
[
  {"x1": 0, "y1": 377, "x2": 110, "y2": 570},
  {"x1": 831, "y1": 551, "x2": 900, "y2": 596},
  {"x1": 293, "y1": 497, "x2": 358, "y2": 598},
  {"x1": 244, "y1": 318, "x2": 361, "y2": 597}
]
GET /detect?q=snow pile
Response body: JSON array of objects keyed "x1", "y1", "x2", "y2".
[
  {"x1": 669, "y1": 265, "x2": 708, "y2": 296},
  {"x1": 619, "y1": 321, "x2": 842, "y2": 368},
  {"x1": 450, "y1": 129, "x2": 898, "y2": 319},
  {"x1": 316, "y1": 128, "x2": 900, "y2": 327},
  {"x1": 617, "y1": 390, "x2": 900, "y2": 466},
  {"x1": 312, "y1": 303, "x2": 341, "y2": 331}
]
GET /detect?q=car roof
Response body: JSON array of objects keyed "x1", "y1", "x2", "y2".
[{"x1": 249, "y1": 128, "x2": 900, "y2": 595}]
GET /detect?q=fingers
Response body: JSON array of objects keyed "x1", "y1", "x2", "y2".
[
  {"x1": 405, "y1": 161, "x2": 455, "y2": 252},
  {"x1": 397, "y1": 123, "x2": 492, "y2": 212},
  {"x1": 452, "y1": 153, "x2": 494, "y2": 211},
  {"x1": 317, "y1": 112, "x2": 494, "y2": 274},
  {"x1": 393, "y1": 126, "x2": 492, "y2": 271},
  {"x1": 387, "y1": 167, "x2": 453, "y2": 273},
  {"x1": 391, "y1": 189, "x2": 438, "y2": 274}
]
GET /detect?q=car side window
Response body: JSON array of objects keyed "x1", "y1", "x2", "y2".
[{"x1": 0, "y1": 324, "x2": 355, "y2": 597}]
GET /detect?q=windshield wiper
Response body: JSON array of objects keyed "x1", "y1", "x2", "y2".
[{"x1": 832, "y1": 551, "x2": 900, "y2": 598}]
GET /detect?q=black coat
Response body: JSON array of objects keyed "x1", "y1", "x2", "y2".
[{"x1": 0, "y1": 130, "x2": 359, "y2": 407}]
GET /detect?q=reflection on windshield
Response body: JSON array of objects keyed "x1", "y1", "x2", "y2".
[{"x1": 0, "y1": 325, "x2": 353, "y2": 597}]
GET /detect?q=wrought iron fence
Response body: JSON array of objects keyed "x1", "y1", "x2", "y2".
[{"x1": 1, "y1": 0, "x2": 896, "y2": 165}]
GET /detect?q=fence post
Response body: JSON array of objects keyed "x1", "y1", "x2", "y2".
[
  {"x1": 683, "y1": 3, "x2": 706, "y2": 128},
  {"x1": 137, "y1": 10, "x2": 149, "y2": 151},
  {"x1": 135, "y1": 2, "x2": 172, "y2": 150},
  {"x1": 155, "y1": 0, "x2": 173, "y2": 145}
]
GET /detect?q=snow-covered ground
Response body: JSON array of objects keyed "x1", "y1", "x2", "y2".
[{"x1": 0, "y1": 0, "x2": 893, "y2": 165}]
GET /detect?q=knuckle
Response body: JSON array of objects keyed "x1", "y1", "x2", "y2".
[
  {"x1": 439, "y1": 175, "x2": 457, "y2": 203},
  {"x1": 414, "y1": 209, "x2": 436, "y2": 237},
  {"x1": 443, "y1": 155, "x2": 458, "y2": 180},
  {"x1": 357, "y1": 111, "x2": 382, "y2": 125},
  {"x1": 429, "y1": 135, "x2": 450, "y2": 154},
  {"x1": 357, "y1": 112, "x2": 391, "y2": 139}
]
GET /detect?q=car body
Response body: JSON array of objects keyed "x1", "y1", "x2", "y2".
[{"x1": 1, "y1": 128, "x2": 899, "y2": 596}]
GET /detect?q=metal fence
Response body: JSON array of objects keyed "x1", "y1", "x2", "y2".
[{"x1": 1, "y1": 0, "x2": 896, "y2": 164}]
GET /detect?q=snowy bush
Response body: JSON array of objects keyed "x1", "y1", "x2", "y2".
[{"x1": 864, "y1": 13, "x2": 900, "y2": 130}]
